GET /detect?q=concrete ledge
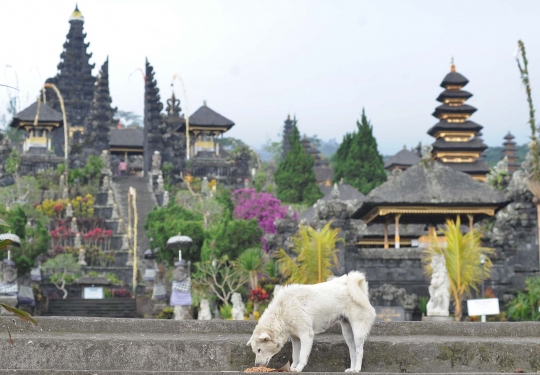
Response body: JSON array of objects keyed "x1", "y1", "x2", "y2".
[
  {"x1": 6, "y1": 317, "x2": 540, "y2": 337},
  {"x1": 0, "y1": 372, "x2": 530, "y2": 375}
]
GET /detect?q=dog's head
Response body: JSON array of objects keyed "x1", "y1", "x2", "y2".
[{"x1": 247, "y1": 331, "x2": 283, "y2": 366}]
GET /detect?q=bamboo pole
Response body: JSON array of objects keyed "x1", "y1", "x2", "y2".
[
  {"x1": 127, "y1": 189, "x2": 132, "y2": 240},
  {"x1": 44, "y1": 83, "x2": 69, "y2": 174}
]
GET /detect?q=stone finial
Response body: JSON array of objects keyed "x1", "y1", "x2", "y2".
[
  {"x1": 391, "y1": 168, "x2": 402, "y2": 178},
  {"x1": 156, "y1": 173, "x2": 164, "y2": 193},
  {"x1": 121, "y1": 234, "x2": 130, "y2": 250},
  {"x1": 106, "y1": 189, "x2": 114, "y2": 205},
  {"x1": 111, "y1": 203, "x2": 119, "y2": 220},
  {"x1": 77, "y1": 248, "x2": 86, "y2": 266},
  {"x1": 331, "y1": 183, "x2": 340, "y2": 200},
  {"x1": 100, "y1": 150, "x2": 112, "y2": 175},
  {"x1": 59, "y1": 174, "x2": 65, "y2": 190},
  {"x1": 101, "y1": 176, "x2": 110, "y2": 192},
  {"x1": 71, "y1": 217, "x2": 79, "y2": 233},
  {"x1": 62, "y1": 187, "x2": 69, "y2": 200},
  {"x1": 231, "y1": 292, "x2": 245, "y2": 320},
  {"x1": 65, "y1": 203, "x2": 73, "y2": 218},
  {"x1": 162, "y1": 191, "x2": 170, "y2": 207}
]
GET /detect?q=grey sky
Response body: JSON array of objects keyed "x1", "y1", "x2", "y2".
[{"x1": 1, "y1": 0, "x2": 540, "y2": 155}]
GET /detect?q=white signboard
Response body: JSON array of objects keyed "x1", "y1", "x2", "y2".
[
  {"x1": 467, "y1": 298, "x2": 500, "y2": 316},
  {"x1": 83, "y1": 287, "x2": 104, "y2": 299}
]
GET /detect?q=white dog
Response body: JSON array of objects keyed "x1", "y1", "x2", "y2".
[{"x1": 247, "y1": 271, "x2": 376, "y2": 372}]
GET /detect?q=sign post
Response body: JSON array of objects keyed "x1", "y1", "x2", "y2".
[{"x1": 467, "y1": 298, "x2": 499, "y2": 322}]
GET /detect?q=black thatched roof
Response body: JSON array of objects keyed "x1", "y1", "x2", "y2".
[
  {"x1": 442, "y1": 159, "x2": 490, "y2": 174},
  {"x1": 180, "y1": 105, "x2": 234, "y2": 132},
  {"x1": 384, "y1": 148, "x2": 421, "y2": 170},
  {"x1": 440, "y1": 71, "x2": 469, "y2": 88},
  {"x1": 314, "y1": 166, "x2": 334, "y2": 183},
  {"x1": 110, "y1": 128, "x2": 144, "y2": 148},
  {"x1": 432, "y1": 104, "x2": 477, "y2": 118},
  {"x1": 427, "y1": 120, "x2": 483, "y2": 137},
  {"x1": 432, "y1": 137, "x2": 488, "y2": 152},
  {"x1": 10, "y1": 101, "x2": 63, "y2": 127},
  {"x1": 436, "y1": 89, "x2": 473, "y2": 103},
  {"x1": 352, "y1": 161, "x2": 508, "y2": 224}
]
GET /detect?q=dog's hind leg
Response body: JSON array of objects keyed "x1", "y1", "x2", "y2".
[
  {"x1": 340, "y1": 320, "x2": 356, "y2": 371},
  {"x1": 291, "y1": 336, "x2": 301, "y2": 370},
  {"x1": 293, "y1": 330, "x2": 314, "y2": 372},
  {"x1": 350, "y1": 320, "x2": 369, "y2": 373}
]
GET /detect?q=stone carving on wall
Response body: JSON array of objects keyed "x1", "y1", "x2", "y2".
[
  {"x1": 426, "y1": 255, "x2": 450, "y2": 317},
  {"x1": 231, "y1": 292, "x2": 245, "y2": 320},
  {"x1": 370, "y1": 283, "x2": 418, "y2": 310}
]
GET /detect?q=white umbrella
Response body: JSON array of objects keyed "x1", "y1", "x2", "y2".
[{"x1": 166, "y1": 235, "x2": 193, "y2": 250}]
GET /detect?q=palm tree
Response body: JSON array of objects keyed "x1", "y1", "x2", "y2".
[
  {"x1": 237, "y1": 247, "x2": 265, "y2": 290},
  {"x1": 423, "y1": 217, "x2": 494, "y2": 319},
  {"x1": 276, "y1": 222, "x2": 341, "y2": 284}
]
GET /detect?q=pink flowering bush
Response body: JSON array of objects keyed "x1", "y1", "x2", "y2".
[{"x1": 232, "y1": 189, "x2": 288, "y2": 248}]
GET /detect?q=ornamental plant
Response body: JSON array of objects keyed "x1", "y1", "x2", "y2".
[{"x1": 232, "y1": 188, "x2": 288, "y2": 248}]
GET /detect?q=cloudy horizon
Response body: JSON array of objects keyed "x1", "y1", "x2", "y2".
[{"x1": 1, "y1": 0, "x2": 540, "y2": 156}]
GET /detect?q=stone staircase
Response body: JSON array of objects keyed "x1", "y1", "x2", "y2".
[
  {"x1": 45, "y1": 299, "x2": 137, "y2": 318},
  {"x1": 0, "y1": 318, "x2": 539, "y2": 374},
  {"x1": 112, "y1": 175, "x2": 158, "y2": 261}
]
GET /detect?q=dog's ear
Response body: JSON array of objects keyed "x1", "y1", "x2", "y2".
[
  {"x1": 257, "y1": 332, "x2": 271, "y2": 342},
  {"x1": 246, "y1": 335, "x2": 253, "y2": 346}
]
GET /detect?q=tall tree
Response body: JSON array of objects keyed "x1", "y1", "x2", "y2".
[
  {"x1": 333, "y1": 109, "x2": 386, "y2": 194},
  {"x1": 274, "y1": 119, "x2": 322, "y2": 205}
]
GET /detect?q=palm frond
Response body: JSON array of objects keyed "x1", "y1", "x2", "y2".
[{"x1": 276, "y1": 248, "x2": 306, "y2": 284}]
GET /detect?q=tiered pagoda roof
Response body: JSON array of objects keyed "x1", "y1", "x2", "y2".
[
  {"x1": 502, "y1": 132, "x2": 520, "y2": 174},
  {"x1": 428, "y1": 62, "x2": 489, "y2": 181},
  {"x1": 282, "y1": 115, "x2": 294, "y2": 159},
  {"x1": 300, "y1": 135, "x2": 334, "y2": 184}
]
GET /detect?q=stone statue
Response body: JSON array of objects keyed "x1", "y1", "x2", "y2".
[
  {"x1": 62, "y1": 187, "x2": 69, "y2": 200},
  {"x1": 111, "y1": 203, "x2": 119, "y2": 220},
  {"x1": 421, "y1": 144, "x2": 433, "y2": 161},
  {"x1": 121, "y1": 234, "x2": 130, "y2": 250},
  {"x1": 59, "y1": 174, "x2": 65, "y2": 190},
  {"x1": 427, "y1": 255, "x2": 450, "y2": 317},
  {"x1": 71, "y1": 217, "x2": 78, "y2": 233},
  {"x1": 151, "y1": 151, "x2": 162, "y2": 175},
  {"x1": 77, "y1": 248, "x2": 87, "y2": 266},
  {"x1": 171, "y1": 256, "x2": 193, "y2": 320},
  {"x1": 156, "y1": 173, "x2": 164, "y2": 193},
  {"x1": 201, "y1": 177, "x2": 209, "y2": 196},
  {"x1": 117, "y1": 218, "x2": 125, "y2": 234},
  {"x1": 2, "y1": 258, "x2": 17, "y2": 284},
  {"x1": 162, "y1": 191, "x2": 170, "y2": 207},
  {"x1": 65, "y1": 203, "x2": 73, "y2": 218},
  {"x1": 198, "y1": 299, "x2": 212, "y2": 320},
  {"x1": 106, "y1": 189, "x2": 114, "y2": 205},
  {"x1": 74, "y1": 232, "x2": 81, "y2": 249},
  {"x1": 391, "y1": 168, "x2": 402, "y2": 179},
  {"x1": 101, "y1": 176, "x2": 110, "y2": 192},
  {"x1": 100, "y1": 150, "x2": 111, "y2": 175},
  {"x1": 126, "y1": 250, "x2": 134, "y2": 266},
  {"x1": 231, "y1": 292, "x2": 245, "y2": 320},
  {"x1": 331, "y1": 183, "x2": 340, "y2": 200}
]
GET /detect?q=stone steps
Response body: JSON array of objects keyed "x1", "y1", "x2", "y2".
[
  {"x1": 45, "y1": 299, "x2": 137, "y2": 318},
  {"x1": 0, "y1": 318, "x2": 538, "y2": 373}
]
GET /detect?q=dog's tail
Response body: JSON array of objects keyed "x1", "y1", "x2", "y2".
[{"x1": 346, "y1": 271, "x2": 371, "y2": 308}]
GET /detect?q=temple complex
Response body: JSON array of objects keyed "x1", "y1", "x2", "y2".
[
  {"x1": 428, "y1": 62, "x2": 489, "y2": 181},
  {"x1": 502, "y1": 132, "x2": 520, "y2": 174}
]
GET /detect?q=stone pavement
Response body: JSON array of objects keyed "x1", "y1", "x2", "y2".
[{"x1": 0, "y1": 317, "x2": 539, "y2": 373}]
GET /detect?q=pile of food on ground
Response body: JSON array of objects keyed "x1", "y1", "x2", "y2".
[{"x1": 244, "y1": 366, "x2": 278, "y2": 372}]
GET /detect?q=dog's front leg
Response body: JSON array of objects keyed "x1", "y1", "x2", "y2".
[
  {"x1": 292, "y1": 331, "x2": 314, "y2": 372},
  {"x1": 291, "y1": 336, "x2": 301, "y2": 370}
]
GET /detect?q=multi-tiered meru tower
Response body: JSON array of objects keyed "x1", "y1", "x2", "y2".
[{"x1": 428, "y1": 62, "x2": 489, "y2": 181}]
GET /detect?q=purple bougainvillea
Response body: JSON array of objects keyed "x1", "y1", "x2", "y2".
[{"x1": 233, "y1": 189, "x2": 288, "y2": 248}]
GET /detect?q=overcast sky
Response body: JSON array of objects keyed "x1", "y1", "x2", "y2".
[{"x1": 1, "y1": 0, "x2": 540, "y2": 155}]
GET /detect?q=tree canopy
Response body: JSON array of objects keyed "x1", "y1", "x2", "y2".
[
  {"x1": 333, "y1": 109, "x2": 386, "y2": 194},
  {"x1": 274, "y1": 119, "x2": 322, "y2": 205}
]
